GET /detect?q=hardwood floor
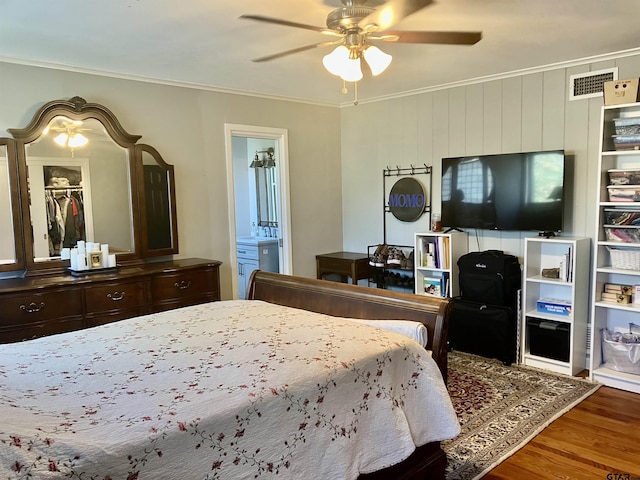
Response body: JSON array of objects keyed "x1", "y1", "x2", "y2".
[{"x1": 481, "y1": 386, "x2": 640, "y2": 480}]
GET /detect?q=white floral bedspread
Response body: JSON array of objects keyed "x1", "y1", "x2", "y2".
[{"x1": 0, "y1": 300, "x2": 459, "y2": 479}]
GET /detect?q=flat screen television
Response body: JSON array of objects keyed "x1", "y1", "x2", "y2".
[{"x1": 441, "y1": 150, "x2": 566, "y2": 233}]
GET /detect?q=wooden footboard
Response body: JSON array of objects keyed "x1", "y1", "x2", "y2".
[{"x1": 247, "y1": 271, "x2": 451, "y2": 480}]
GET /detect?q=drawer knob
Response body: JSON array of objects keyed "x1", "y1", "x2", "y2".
[
  {"x1": 107, "y1": 292, "x2": 125, "y2": 301},
  {"x1": 20, "y1": 302, "x2": 45, "y2": 313},
  {"x1": 175, "y1": 280, "x2": 192, "y2": 290}
]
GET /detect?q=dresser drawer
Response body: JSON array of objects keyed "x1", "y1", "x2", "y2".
[
  {"x1": 236, "y1": 245, "x2": 259, "y2": 260},
  {"x1": 85, "y1": 280, "x2": 147, "y2": 314},
  {"x1": 0, "y1": 288, "x2": 83, "y2": 323},
  {"x1": 151, "y1": 269, "x2": 219, "y2": 304},
  {"x1": 0, "y1": 288, "x2": 84, "y2": 343}
]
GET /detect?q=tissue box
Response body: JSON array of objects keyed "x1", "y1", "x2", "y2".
[{"x1": 536, "y1": 298, "x2": 572, "y2": 316}]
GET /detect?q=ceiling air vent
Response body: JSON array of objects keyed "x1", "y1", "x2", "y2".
[{"x1": 569, "y1": 68, "x2": 618, "y2": 101}]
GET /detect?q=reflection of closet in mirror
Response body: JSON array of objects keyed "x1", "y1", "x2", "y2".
[
  {"x1": 23, "y1": 113, "x2": 134, "y2": 263},
  {"x1": 27, "y1": 158, "x2": 95, "y2": 260}
]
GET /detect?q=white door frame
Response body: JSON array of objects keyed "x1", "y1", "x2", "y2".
[{"x1": 224, "y1": 124, "x2": 292, "y2": 299}]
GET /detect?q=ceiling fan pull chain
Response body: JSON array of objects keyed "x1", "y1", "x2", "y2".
[
  {"x1": 342, "y1": 79, "x2": 348, "y2": 94},
  {"x1": 354, "y1": 81, "x2": 359, "y2": 106}
]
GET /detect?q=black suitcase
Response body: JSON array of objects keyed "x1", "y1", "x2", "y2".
[
  {"x1": 449, "y1": 298, "x2": 517, "y2": 365},
  {"x1": 457, "y1": 250, "x2": 521, "y2": 308}
]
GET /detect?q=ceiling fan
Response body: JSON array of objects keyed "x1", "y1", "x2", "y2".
[
  {"x1": 240, "y1": 0, "x2": 482, "y2": 84},
  {"x1": 43, "y1": 116, "x2": 92, "y2": 149}
]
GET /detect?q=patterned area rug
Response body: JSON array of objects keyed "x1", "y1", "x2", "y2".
[{"x1": 443, "y1": 351, "x2": 600, "y2": 480}]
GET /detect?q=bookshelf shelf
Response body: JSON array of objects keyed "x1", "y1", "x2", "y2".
[
  {"x1": 521, "y1": 236, "x2": 590, "y2": 376},
  {"x1": 414, "y1": 231, "x2": 467, "y2": 298}
]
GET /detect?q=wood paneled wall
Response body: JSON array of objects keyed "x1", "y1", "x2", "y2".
[{"x1": 340, "y1": 53, "x2": 640, "y2": 261}]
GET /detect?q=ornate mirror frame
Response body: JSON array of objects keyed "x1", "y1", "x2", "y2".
[
  {"x1": 6, "y1": 96, "x2": 178, "y2": 275},
  {"x1": 0, "y1": 138, "x2": 24, "y2": 273}
]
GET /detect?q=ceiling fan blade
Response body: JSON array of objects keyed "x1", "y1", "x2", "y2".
[
  {"x1": 378, "y1": 30, "x2": 482, "y2": 45},
  {"x1": 240, "y1": 14, "x2": 341, "y2": 37},
  {"x1": 358, "y1": 0, "x2": 433, "y2": 32},
  {"x1": 252, "y1": 41, "x2": 341, "y2": 62}
]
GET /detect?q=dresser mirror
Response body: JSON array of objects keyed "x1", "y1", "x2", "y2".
[
  {"x1": 0, "y1": 139, "x2": 23, "y2": 272},
  {"x1": 5, "y1": 96, "x2": 178, "y2": 275}
]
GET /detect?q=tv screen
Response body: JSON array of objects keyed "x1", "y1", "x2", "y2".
[{"x1": 441, "y1": 150, "x2": 566, "y2": 232}]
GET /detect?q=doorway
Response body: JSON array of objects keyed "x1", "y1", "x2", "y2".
[{"x1": 224, "y1": 124, "x2": 292, "y2": 299}]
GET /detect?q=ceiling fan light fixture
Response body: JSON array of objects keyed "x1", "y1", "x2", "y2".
[
  {"x1": 53, "y1": 133, "x2": 68, "y2": 147},
  {"x1": 322, "y1": 45, "x2": 351, "y2": 76},
  {"x1": 53, "y1": 132, "x2": 89, "y2": 148},
  {"x1": 339, "y1": 56, "x2": 363, "y2": 82},
  {"x1": 363, "y1": 45, "x2": 392, "y2": 76},
  {"x1": 68, "y1": 133, "x2": 89, "y2": 148}
]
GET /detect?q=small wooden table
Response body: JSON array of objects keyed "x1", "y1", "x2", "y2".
[{"x1": 316, "y1": 251, "x2": 374, "y2": 285}]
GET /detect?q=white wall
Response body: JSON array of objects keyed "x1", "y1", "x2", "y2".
[
  {"x1": 0, "y1": 62, "x2": 343, "y2": 298},
  {"x1": 340, "y1": 53, "x2": 640, "y2": 263}
]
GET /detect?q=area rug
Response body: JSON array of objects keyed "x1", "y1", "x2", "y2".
[{"x1": 442, "y1": 351, "x2": 600, "y2": 480}]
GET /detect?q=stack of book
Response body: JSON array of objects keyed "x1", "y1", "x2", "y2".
[
  {"x1": 418, "y1": 236, "x2": 451, "y2": 269},
  {"x1": 558, "y1": 245, "x2": 574, "y2": 282}
]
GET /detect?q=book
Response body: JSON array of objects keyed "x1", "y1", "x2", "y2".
[
  {"x1": 441, "y1": 271, "x2": 450, "y2": 297},
  {"x1": 423, "y1": 277, "x2": 441, "y2": 297}
]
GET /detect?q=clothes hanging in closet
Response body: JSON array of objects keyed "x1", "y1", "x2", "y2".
[{"x1": 46, "y1": 189, "x2": 86, "y2": 256}]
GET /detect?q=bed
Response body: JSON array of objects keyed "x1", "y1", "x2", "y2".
[{"x1": 0, "y1": 271, "x2": 459, "y2": 480}]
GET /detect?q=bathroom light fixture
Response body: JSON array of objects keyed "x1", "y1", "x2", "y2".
[{"x1": 250, "y1": 147, "x2": 276, "y2": 169}]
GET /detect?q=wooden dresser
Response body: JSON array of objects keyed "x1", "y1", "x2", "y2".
[{"x1": 0, "y1": 258, "x2": 221, "y2": 344}]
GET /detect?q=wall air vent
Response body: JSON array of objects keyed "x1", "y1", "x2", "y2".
[{"x1": 569, "y1": 68, "x2": 618, "y2": 101}]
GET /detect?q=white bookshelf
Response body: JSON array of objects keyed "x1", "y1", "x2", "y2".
[
  {"x1": 414, "y1": 231, "x2": 467, "y2": 298},
  {"x1": 590, "y1": 101, "x2": 640, "y2": 394},
  {"x1": 521, "y1": 236, "x2": 590, "y2": 376}
]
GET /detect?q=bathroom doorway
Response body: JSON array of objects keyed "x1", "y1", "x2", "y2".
[{"x1": 224, "y1": 124, "x2": 292, "y2": 299}]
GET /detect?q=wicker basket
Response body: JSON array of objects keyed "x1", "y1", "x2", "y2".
[{"x1": 608, "y1": 247, "x2": 640, "y2": 270}]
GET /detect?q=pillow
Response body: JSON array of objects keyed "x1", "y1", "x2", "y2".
[{"x1": 344, "y1": 318, "x2": 428, "y2": 347}]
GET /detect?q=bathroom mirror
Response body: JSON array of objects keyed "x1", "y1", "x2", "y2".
[
  {"x1": 7, "y1": 96, "x2": 178, "y2": 274},
  {"x1": 253, "y1": 148, "x2": 278, "y2": 228}
]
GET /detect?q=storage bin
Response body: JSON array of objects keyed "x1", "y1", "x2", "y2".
[
  {"x1": 601, "y1": 328, "x2": 640, "y2": 375},
  {"x1": 608, "y1": 169, "x2": 640, "y2": 185},
  {"x1": 527, "y1": 318, "x2": 570, "y2": 362},
  {"x1": 607, "y1": 246, "x2": 640, "y2": 270},
  {"x1": 613, "y1": 117, "x2": 640, "y2": 135},
  {"x1": 604, "y1": 225, "x2": 640, "y2": 243},
  {"x1": 613, "y1": 135, "x2": 640, "y2": 150},
  {"x1": 604, "y1": 208, "x2": 640, "y2": 225},
  {"x1": 607, "y1": 185, "x2": 640, "y2": 202}
]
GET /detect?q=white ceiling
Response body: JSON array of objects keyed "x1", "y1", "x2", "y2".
[{"x1": 2, "y1": 0, "x2": 640, "y2": 106}]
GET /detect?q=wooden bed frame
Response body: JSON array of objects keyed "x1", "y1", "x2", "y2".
[{"x1": 247, "y1": 270, "x2": 453, "y2": 480}]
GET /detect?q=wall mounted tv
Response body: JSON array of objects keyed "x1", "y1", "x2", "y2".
[{"x1": 441, "y1": 150, "x2": 566, "y2": 233}]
